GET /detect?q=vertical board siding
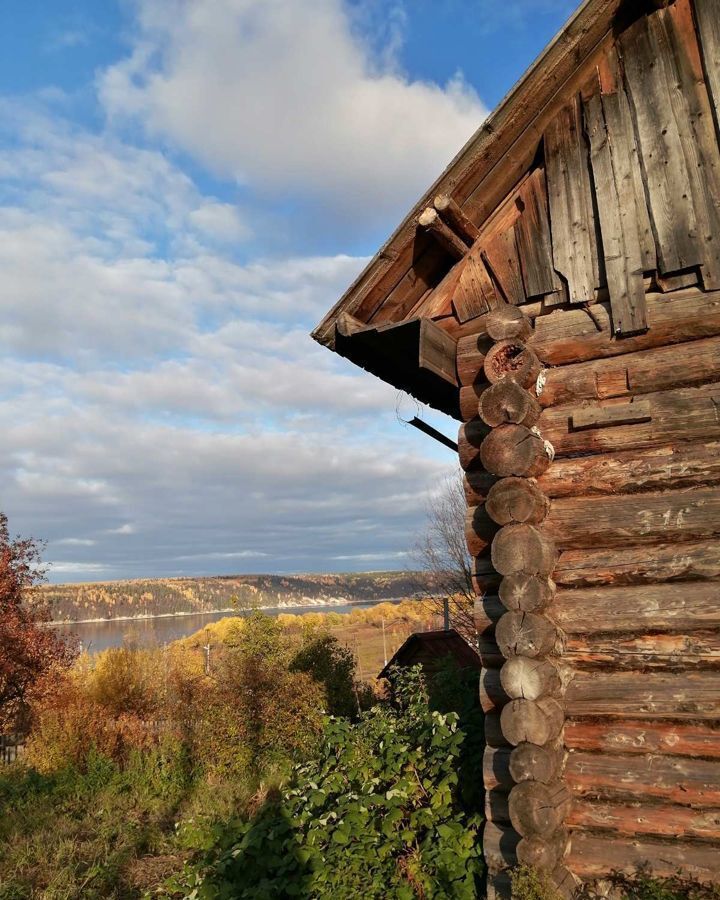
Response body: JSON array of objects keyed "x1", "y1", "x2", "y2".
[
  {"x1": 694, "y1": 0, "x2": 720, "y2": 142},
  {"x1": 452, "y1": 248, "x2": 497, "y2": 323},
  {"x1": 584, "y1": 91, "x2": 647, "y2": 335},
  {"x1": 482, "y1": 225, "x2": 526, "y2": 305},
  {"x1": 544, "y1": 95, "x2": 602, "y2": 304},
  {"x1": 664, "y1": 0, "x2": 720, "y2": 289},
  {"x1": 620, "y1": 3, "x2": 720, "y2": 286},
  {"x1": 514, "y1": 167, "x2": 561, "y2": 300}
]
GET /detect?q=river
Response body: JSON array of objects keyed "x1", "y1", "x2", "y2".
[{"x1": 47, "y1": 599, "x2": 400, "y2": 654}]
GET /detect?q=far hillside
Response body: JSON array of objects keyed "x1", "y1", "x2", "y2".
[{"x1": 32, "y1": 571, "x2": 441, "y2": 623}]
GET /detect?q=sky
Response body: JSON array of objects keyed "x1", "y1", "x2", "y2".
[{"x1": 0, "y1": 0, "x2": 575, "y2": 583}]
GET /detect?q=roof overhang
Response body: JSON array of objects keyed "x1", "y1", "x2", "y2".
[
  {"x1": 335, "y1": 314, "x2": 460, "y2": 419},
  {"x1": 312, "y1": 0, "x2": 627, "y2": 350}
]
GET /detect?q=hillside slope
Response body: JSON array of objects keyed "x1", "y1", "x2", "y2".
[{"x1": 32, "y1": 571, "x2": 439, "y2": 622}]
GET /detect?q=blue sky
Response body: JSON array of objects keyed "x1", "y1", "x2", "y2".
[{"x1": 0, "y1": 0, "x2": 575, "y2": 582}]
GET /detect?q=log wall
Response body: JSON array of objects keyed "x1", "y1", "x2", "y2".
[{"x1": 453, "y1": 1, "x2": 720, "y2": 892}]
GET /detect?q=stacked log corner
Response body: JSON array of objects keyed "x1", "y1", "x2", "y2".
[{"x1": 461, "y1": 306, "x2": 575, "y2": 897}]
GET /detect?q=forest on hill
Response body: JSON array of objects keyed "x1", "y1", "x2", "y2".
[{"x1": 32, "y1": 571, "x2": 441, "y2": 623}]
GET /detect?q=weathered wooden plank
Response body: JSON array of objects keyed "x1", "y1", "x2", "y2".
[
  {"x1": 537, "y1": 441, "x2": 720, "y2": 500},
  {"x1": 566, "y1": 750, "x2": 720, "y2": 806},
  {"x1": 569, "y1": 832, "x2": 720, "y2": 880},
  {"x1": 655, "y1": 269, "x2": 698, "y2": 292},
  {"x1": 565, "y1": 631, "x2": 720, "y2": 671},
  {"x1": 366, "y1": 241, "x2": 445, "y2": 326},
  {"x1": 663, "y1": 0, "x2": 720, "y2": 289},
  {"x1": 564, "y1": 719, "x2": 720, "y2": 758},
  {"x1": 417, "y1": 259, "x2": 465, "y2": 319},
  {"x1": 452, "y1": 247, "x2": 497, "y2": 323},
  {"x1": 537, "y1": 382, "x2": 720, "y2": 458},
  {"x1": 569, "y1": 398, "x2": 651, "y2": 431},
  {"x1": 599, "y1": 46, "x2": 657, "y2": 273},
  {"x1": 545, "y1": 95, "x2": 601, "y2": 304},
  {"x1": 620, "y1": 9, "x2": 701, "y2": 276},
  {"x1": 473, "y1": 486, "x2": 720, "y2": 563},
  {"x1": 554, "y1": 538, "x2": 720, "y2": 589},
  {"x1": 568, "y1": 800, "x2": 720, "y2": 842},
  {"x1": 584, "y1": 91, "x2": 647, "y2": 335},
  {"x1": 514, "y1": 167, "x2": 559, "y2": 300},
  {"x1": 553, "y1": 581, "x2": 720, "y2": 635},
  {"x1": 418, "y1": 318, "x2": 457, "y2": 385},
  {"x1": 529, "y1": 288, "x2": 720, "y2": 367},
  {"x1": 545, "y1": 484, "x2": 720, "y2": 549},
  {"x1": 620, "y1": 3, "x2": 720, "y2": 286},
  {"x1": 537, "y1": 335, "x2": 720, "y2": 408},
  {"x1": 566, "y1": 671, "x2": 720, "y2": 720},
  {"x1": 482, "y1": 226, "x2": 525, "y2": 305},
  {"x1": 694, "y1": 0, "x2": 720, "y2": 143}
]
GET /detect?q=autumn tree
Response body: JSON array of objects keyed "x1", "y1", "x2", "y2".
[
  {"x1": 413, "y1": 471, "x2": 476, "y2": 642},
  {"x1": 0, "y1": 513, "x2": 76, "y2": 731}
]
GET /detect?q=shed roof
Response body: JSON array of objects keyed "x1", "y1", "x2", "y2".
[{"x1": 378, "y1": 629, "x2": 481, "y2": 680}]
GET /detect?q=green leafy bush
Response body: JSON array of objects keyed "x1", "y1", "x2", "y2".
[{"x1": 167, "y1": 667, "x2": 484, "y2": 899}]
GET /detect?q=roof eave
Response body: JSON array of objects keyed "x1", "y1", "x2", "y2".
[{"x1": 312, "y1": 0, "x2": 624, "y2": 351}]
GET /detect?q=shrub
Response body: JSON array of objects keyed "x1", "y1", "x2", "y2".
[
  {"x1": 167, "y1": 667, "x2": 484, "y2": 899},
  {"x1": 511, "y1": 865, "x2": 562, "y2": 900},
  {"x1": 290, "y1": 629, "x2": 372, "y2": 718},
  {"x1": 0, "y1": 512, "x2": 76, "y2": 731}
]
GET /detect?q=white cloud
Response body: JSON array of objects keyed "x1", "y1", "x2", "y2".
[
  {"x1": 99, "y1": 0, "x2": 487, "y2": 222},
  {"x1": 54, "y1": 538, "x2": 97, "y2": 546},
  {"x1": 0, "y1": 98, "x2": 458, "y2": 581},
  {"x1": 188, "y1": 201, "x2": 251, "y2": 243}
]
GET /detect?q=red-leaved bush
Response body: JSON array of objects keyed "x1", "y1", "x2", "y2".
[{"x1": 0, "y1": 512, "x2": 77, "y2": 731}]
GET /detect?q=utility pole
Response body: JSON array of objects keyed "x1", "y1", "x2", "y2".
[
  {"x1": 382, "y1": 617, "x2": 388, "y2": 667},
  {"x1": 203, "y1": 643, "x2": 211, "y2": 675}
]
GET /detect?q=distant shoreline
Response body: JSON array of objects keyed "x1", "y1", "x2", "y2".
[{"x1": 43, "y1": 596, "x2": 402, "y2": 627}]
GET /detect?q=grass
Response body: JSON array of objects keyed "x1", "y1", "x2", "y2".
[{"x1": 0, "y1": 747, "x2": 260, "y2": 899}]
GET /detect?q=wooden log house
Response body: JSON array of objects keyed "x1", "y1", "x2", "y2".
[{"x1": 313, "y1": 0, "x2": 720, "y2": 893}]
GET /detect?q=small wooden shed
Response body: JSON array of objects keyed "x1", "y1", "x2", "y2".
[
  {"x1": 378, "y1": 628, "x2": 482, "y2": 680},
  {"x1": 313, "y1": 0, "x2": 720, "y2": 894}
]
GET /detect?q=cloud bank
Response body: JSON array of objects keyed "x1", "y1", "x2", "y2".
[
  {"x1": 99, "y1": 0, "x2": 486, "y2": 224},
  {"x1": 0, "y1": 87, "x2": 458, "y2": 581}
]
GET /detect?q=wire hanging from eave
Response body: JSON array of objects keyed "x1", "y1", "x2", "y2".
[{"x1": 395, "y1": 391, "x2": 458, "y2": 453}]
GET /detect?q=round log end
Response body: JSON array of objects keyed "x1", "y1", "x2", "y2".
[
  {"x1": 499, "y1": 573, "x2": 556, "y2": 611},
  {"x1": 478, "y1": 378, "x2": 541, "y2": 428},
  {"x1": 484, "y1": 340, "x2": 542, "y2": 387},
  {"x1": 516, "y1": 830, "x2": 569, "y2": 871},
  {"x1": 509, "y1": 741, "x2": 562, "y2": 783},
  {"x1": 501, "y1": 697, "x2": 561, "y2": 745},
  {"x1": 491, "y1": 524, "x2": 558, "y2": 576},
  {"x1": 496, "y1": 610, "x2": 558, "y2": 659},
  {"x1": 418, "y1": 207, "x2": 438, "y2": 228},
  {"x1": 480, "y1": 425, "x2": 551, "y2": 478},
  {"x1": 509, "y1": 780, "x2": 572, "y2": 837},
  {"x1": 500, "y1": 657, "x2": 561, "y2": 701},
  {"x1": 486, "y1": 477, "x2": 550, "y2": 525},
  {"x1": 486, "y1": 306, "x2": 532, "y2": 342}
]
